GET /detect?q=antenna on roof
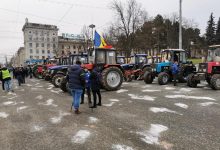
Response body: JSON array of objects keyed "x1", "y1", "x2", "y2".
[{"x1": 25, "y1": 18, "x2": 28, "y2": 23}]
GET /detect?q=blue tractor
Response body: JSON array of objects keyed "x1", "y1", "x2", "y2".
[{"x1": 143, "y1": 49, "x2": 196, "y2": 85}]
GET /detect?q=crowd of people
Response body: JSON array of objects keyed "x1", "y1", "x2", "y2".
[{"x1": 0, "y1": 65, "x2": 33, "y2": 93}]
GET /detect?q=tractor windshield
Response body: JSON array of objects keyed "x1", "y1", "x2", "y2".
[
  {"x1": 130, "y1": 55, "x2": 147, "y2": 64},
  {"x1": 207, "y1": 46, "x2": 220, "y2": 62},
  {"x1": 161, "y1": 50, "x2": 186, "y2": 63}
]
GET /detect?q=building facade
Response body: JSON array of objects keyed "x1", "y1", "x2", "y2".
[
  {"x1": 13, "y1": 47, "x2": 25, "y2": 66},
  {"x1": 22, "y1": 19, "x2": 58, "y2": 63},
  {"x1": 57, "y1": 34, "x2": 88, "y2": 57}
]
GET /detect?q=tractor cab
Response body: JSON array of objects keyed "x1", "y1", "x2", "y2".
[
  {"x1": 130, "y1": 54, "x2": 148, "y2": 69},
  {"x1": 69, "y1": 53, "x2": 88, "y2": 65},
  {"x1": 117, "y1": 56, "x2": 126, "y2": 64}
]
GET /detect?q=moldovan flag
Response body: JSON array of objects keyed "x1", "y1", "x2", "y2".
[{"x1": 94, "y1": 31, "x2": 113, "y2": 49}]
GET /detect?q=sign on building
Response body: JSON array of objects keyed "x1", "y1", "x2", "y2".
[{"x1": 62, "y1": 33, "x2": 85, "y2": 40}]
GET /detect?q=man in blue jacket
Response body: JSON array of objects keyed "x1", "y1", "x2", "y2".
[
  {"x1": 172, "y1": 61, "x2": 179, "y2": 86},
  {"x1": 67, "y1": 61, "x2": 85, "y2": 114}
]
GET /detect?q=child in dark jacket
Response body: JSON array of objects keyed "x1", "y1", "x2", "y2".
[{"x1": 90, "y1": 67, "x2": 102, "y2": 108}]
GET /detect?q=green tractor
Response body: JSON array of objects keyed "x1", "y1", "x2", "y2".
[{"x1": 143, "y1": 49, "x2": 196, "y2": 85}]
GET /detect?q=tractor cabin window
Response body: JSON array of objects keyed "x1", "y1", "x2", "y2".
[
  {"x1": 96, "y1": 51, "x2": 105, "y2": 64},
  {"x1": 106, "y1": 51, "x2": 116, "y2": 64}
]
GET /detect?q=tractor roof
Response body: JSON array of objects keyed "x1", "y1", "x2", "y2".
[
  {"x1": 117, "y1": 56, "x2": 125, "y2": 58},
  {"x1": 131, "y1": 54, "x2": 147, "y2": 56},
  {"x1": 209, "y1": 45, "x2": 220, "y2": 50},
  {"x1": 161, "y1": 49, "x2": 185, "y2": 52}
]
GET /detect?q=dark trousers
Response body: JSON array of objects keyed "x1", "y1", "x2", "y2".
[
  {"x1": 17, "y1": 75, "x2": 23, "y2": 86},
  {"x1": 81, "y1": 87, "x2": 92, "y2": 104},
  {"x1": 22, "y1": 76, "x2": 25, "y2": 84},
  {"x1": 173, "y1": 74, "x2": 177, "y2": 86},
  {"x1": 1, "y1": 81, "x2": 4, "y2": 90},
  {"x1": 92, "y1": 89, "x2": 102, "y2": 107}
]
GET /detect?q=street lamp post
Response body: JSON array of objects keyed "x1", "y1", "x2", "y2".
[
  {"x1": 89, "y1": 24, "x2": 96, "y2": 48},
  {"x1": 179, "y1": 0, "x2": 182, "y2": 49}
]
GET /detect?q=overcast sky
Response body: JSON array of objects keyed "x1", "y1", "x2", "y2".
[{"x1": 0, "y1": 0, "x2": 219, "y2": 63}]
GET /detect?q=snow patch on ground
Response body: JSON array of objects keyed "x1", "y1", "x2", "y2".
[
  {"x1": 35, "y1": 95, "x2": 43, "y2": 100},
  {"x1": 50, "y1": 89, "x2": 62, "y2": 94},
  {"x1": 165, "y1": 95, "x2": 216, "y2": 101},
  {"x1": 150, "y1": 107, "x2": 182, "y2": 115},
  {"x1": 0, "y1": 112, "x2": 9, "y2": 118},
  {"x1": 31, "y1": 125, "x2": 44, "y2": 132},
  {"x1": 174, "y1": 103, "x2": 188, "y2": 109},
  {"x1": 71, "y1": 130, "x2": 91, "y2": 144},
  {"x1": 112, "y1": 144, "x2": 134, "y2": 150},
  {"x1": 116, "y1": 89, "x2": 129, "y2": 93},
  {"x1": 109, "y1": 99, "x2": 120, "y2": 102},
  {"x1": 26, "y1": 84, "x2": 32, "y2": 87},
  {"x1": 165, "y1": 87, "x2": 176, "y2": 90},
  {"x1": 8, "y1": 96, "x2": 18, "y2": 100},
  {"x1": 199, "y1": 102, "x2": 219, "y2": 107},
  {"x1": 128, "y1": 94, "x2": 155, "y2": 101},
  {"x1": 3, "y1": 101, "x2": 15, "y2": 105},
  {"x1": 142, "y1": 89, "x2": 161, "y2": 92},
  {"x1": 35, "y1": 85, "x2": 43, "y2": 88},
  {"x1": 142, "y1": 85, "x2": 152, "y2": 88},
  {"x1": 173, "y1": 88, "x2": 193, "y2": 94},
  {"x1": 17, "y1": 106, "x2": 29, "y2": 112},
  {"x1": 122, "y1": 82, "x2": 129, "y2": 85},
  {"x1": 103, "y1": 102, "x2": 115, "y2": 107},
  {"x1": 38, "y1": 99, "x2": 58, "y2": 107},
  {"x1": 137, "y1": 124, "x2": 168, "y2": 145},
  {"x1": 50, "y1": 111, "x2": 71, "y2": 124},
  {"x1": 88, "y1": 117, "x2": 98, "y2": 123}
]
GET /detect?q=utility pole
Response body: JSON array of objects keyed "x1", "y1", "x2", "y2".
[
  {"x1": 5, "y1": 55, "x2": 8, "y2": 66},
  {"x1": 179, "y1": 0, "x2": 182, "y2": 49}
]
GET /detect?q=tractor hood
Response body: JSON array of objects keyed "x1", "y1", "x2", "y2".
[{"x1": 49, "y1": 65, "x2": 69, "y2": 70}]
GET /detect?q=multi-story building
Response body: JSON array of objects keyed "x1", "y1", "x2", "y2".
[
  {"x1": 58, "y1": 33, "x2": 88, "y2": 57},
  {"x1": 13, "y1": 47, "x2": 25, "y2": 66},
  {"x1": 22, "y1": 18, "x2": 58, "y2": 63}
]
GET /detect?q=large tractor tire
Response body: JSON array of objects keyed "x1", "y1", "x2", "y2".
[
  {"x1": 45, "y1": 75, "x2": 51, "y2": 81},
  {"x1": 187, "y1": 73, "x2": 197, "y2": 88},
  {"x1": 36, "y1": 73, "x2": 43, "y2": 79},
  {"x1": 158, "y1": 72, "x2": 169, "y2": 85},
  {"x1": 60, "y1": 77, "x2": 68, "y2": 92},
  {"x1": 52, "y1": 74, "x2": 65, "y2": 88},
  {"x1": 102, "y1": 66, "x2": 123, "y2": 91},
  {"x1": 178, "y1": 66, "x2": 187, "y2": 83},
  {"x1": 210, "y1": 74, "x2": 220, "y2": 90},
  {"x1": 143, "y1": 71, "x2": 153, "y2": 84}
]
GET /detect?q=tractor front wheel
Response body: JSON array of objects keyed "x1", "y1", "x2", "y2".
[
  {"x1": 102, "y1": 67, "x2": 123, "y2": 91},
  {"x1": 187, "y1": 73, "x2": 197, "y2": 88},
  {"x1": 52, "y1": 74, "x2": 64, "y2": 88},
  {"x1": 143, "y1": 71, "x2": 153, "y2": 84},
  {"x1": 158, "y1": 72, "x2": 169, "y2": 85},
  {"x1": 210, "y1": 74, "x2": 220, "y2": 90}
]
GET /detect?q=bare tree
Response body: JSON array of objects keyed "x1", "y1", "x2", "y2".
[
  {"x1": 110, "y1": 0, "x2": 147, "y2": 54},
  {"x1": 81, "y1": 25, "x2": 91, "y2": 51}
]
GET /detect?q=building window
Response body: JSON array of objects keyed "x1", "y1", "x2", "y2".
[
  {"x1": 41, "y1": 37, "x2": 44, "y2": 41},
  {"x1": 29, "y1": 43, "x2": 32, "y2": 47},
  {"x1": 42, "y1": 50, "x2": 45, "y2": 54},
  {"x1": 53, "y1": 38, "x2": 56, "y2": 42},
  {"x1": 53, "y1": 33, "x2": 55, "y2": 35},
  {"x1": 42, "y1": 56, "x2": 45, "y2": 59},
  {"x1": 35, "y1": 31, "x2": 38, "y2": 36},
  {"x1": 73, "y1": 45, "x2": 76, "y2": 49},
  {"x1": 35, "y1": 56, "x2": 39, "y2": 59},
  {"x1": 41, "y1": 43, "x2": 44, "y2": 47},
  {"x1": 29, "y1": 31, "x2": 32, "y2": 34},
  {"x1": 62, "y1": 45, "x2": 64, "y2": 49},
  {"x1": 47, "y1": 43, "x2": 50, "y2": 48},
  {"x1": 47, "y1": 31, "x2": 49, "y2": 36},
  {"x1": 30, "y1": 49, "x2": 33, "y2": 53},
  {"x1": 47, "y1": 50, "x2": 50, "y2": 54},
  {"x1": 30, "y1": 56, "x2": 33, "y2": 59},
  {"x1": 36, "y1": 37, "x2": 39, "y2": 41},
  {"x1": 53, "y1": 44, "x2": 56, "y2": 48},
  {"x1": 47, "y1": 38, "x2": 50, "y2": 42},
  {"x1": 40, "y1": 31, "x2": 43, "y2": 36},
  {"x1": 73, "y1": 51, "x2": 76, "y2": 54},
  {"x1": 29, "y1": 36, "x2": 32, "y2": 41},
  {"x1": 36, "y1": 49, "x2": 39, "y2": 54},
  {"x1": 79, "y1": 45, "x2": 82, "y2": 49},
  {"x1": 36, "y1": 43, "x2": 39, "y2": 48}
]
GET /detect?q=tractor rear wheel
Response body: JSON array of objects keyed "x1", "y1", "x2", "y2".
[
  {"x1": 143, "y1": 71, "x2": 153, "y2": 84},
  {"x1": 178, "y1": 66, "x2": 187, "y2": 83},
  {"x1": 52, "y1": 74, "x2": 64, "y2": 88},
  {"x1": 187, "y1": 73, "x2": 197, "y2": 88},
  {"x1": 210, "y1": 74, "x2": 220, "y2": 90},
  {"x1": 102, "y1": 67, "x2": 123, "y2": 91},
  {"x1": 60, "y1": 77, "x2": 68, "y2": 92},
  {"x1": 158, "y1": 72, "x2": 169, "y2": 85}
]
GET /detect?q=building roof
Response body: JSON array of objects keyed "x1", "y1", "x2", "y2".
[
  {"x1": 161, "y1": 49, "x2": 185, "y2": 52},
  {"x1": 22, "y1": 22, "x2": 58, "y2": 31}
]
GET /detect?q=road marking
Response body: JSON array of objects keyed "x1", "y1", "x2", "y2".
[
  {"x1": 128, "y1": 94, "x2": 155, "y2": 101},
  {"x1": 38, "y1": 99, "x2": 58, "y2": 107},
  {"x1": 109, "y1": 99, "x2": 120, "y2": 102},
  {"x1": 116, "y1": 89, "x2": 128, "y2": 93},
  {"x1": 137, "y1": 124, "x2": 168, "y2": 145},
  {"x1": 112, "y1": 144, "x2": 134, "y2": 150},
  {"x1": 71, "y1": 130, "x2": 91, "y2": 144},
  {"x1": 150, "y1": 107, "x2": 182, "y2": 115},
  {"x1": 165, "y1": 95, "x2": 216, "y2": 101},
  {"x1": 35, "y1": 95, "x2": 43, "y2": 100},
  {"x1": 142, "y1": 89, "x2": 161, "y2": 92},
  {"x1": 174, "y1": 103, "x2": 188, "y2": 109},
  {"x1": 199, "y1": 102, "x2": 219, "y2": 107},
  {"x1": 0, "y1": 112, "x2": 9, "y2": 118},
  {"x1": 88, "y1": 117, "x2": 98, "y2": 124}
]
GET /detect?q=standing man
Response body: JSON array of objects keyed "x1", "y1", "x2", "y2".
[
  {"x1": 0, "y1": 65, "x2": 5, "y2": 90},
  {"x1": 67, "y1": 61, "x2": 85, "y2": 114},
  {"x1": 1, "y1": 65, "x2": 12, "y2": 92},
  {"x1": 172, "y1": 61, "x2": 179, "y2": 86},
  {"x1": 90, "y1": 66, "x2": 102, "y2": 108}
]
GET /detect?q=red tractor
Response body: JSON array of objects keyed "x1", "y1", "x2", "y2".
[
  {"x1": 60, "y1": 48, "x2": 124, "y2": 92},
  {"x1": 187, "y1": 45, "x2": 220, "y2": 90}
]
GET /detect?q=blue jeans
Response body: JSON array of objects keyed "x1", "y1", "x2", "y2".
[
  {"x1": 4, "y1": 80, "x2": 12, "y2": 92},
  {"x1": 70, "y1": 89, "x2": 83, "y2": 110}
]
